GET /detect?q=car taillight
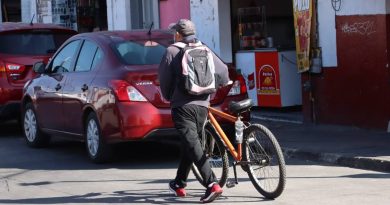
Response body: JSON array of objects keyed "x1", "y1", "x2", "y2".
[
  {"x1": 5, "y1": 63, "x2": 25, "y2": 74},
  {"x1": 109, "y1": 80, "x2": 147, "y2": 102},
  {"x1": 0, "y1": 62, "x2": 5, "y2": 78},
  {"x1": 227, "y1": 75, "x2": 247, "y2": 96}
]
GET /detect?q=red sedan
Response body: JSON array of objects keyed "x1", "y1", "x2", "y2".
[{"x1": 21, "y1": 30, "x2": 248, "y2": 163}]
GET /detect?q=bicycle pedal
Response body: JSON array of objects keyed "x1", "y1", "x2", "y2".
[{"x1": 226, "y1": 180, "x2": 236, "y2": 188}]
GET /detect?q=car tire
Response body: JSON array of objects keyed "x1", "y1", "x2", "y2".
[
  {"x1": 23, "y1": 102, "x2": 50, "y2": 147},
  {"x1": 85, "y1": 112, "x2": 112, "y2": 163}
]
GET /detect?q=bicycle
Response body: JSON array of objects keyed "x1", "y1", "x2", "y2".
[{"x1": 191, "y1": 98, "x2": 286, "y2": 199}]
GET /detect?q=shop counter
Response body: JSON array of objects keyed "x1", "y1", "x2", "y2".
[{"x1": 235, "y1": 49, "x2": 302, "y2": 107}]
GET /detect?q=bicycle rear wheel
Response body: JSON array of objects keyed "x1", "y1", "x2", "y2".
[
  {"x1": 242, "y1": 124, "x2": 286, "y2": 199},
  {"x1": 191, "y1": 123, "x2": 229, "y2": 188}
]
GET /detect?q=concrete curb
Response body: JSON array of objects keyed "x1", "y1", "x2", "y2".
[{"x1": 282, "y1": 147, "x2": 390, "y2": 173}]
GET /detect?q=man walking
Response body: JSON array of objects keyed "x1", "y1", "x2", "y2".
[{"x1": 158, "y1": 19, "x2": 230, "y2": 203}]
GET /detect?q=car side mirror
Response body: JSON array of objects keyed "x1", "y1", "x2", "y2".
[{"x1": 33, "y1": 62, "x2": 46, "y2": 74}]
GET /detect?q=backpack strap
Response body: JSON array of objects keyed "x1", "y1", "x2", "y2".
[
  {"x1": 173, "y1": 41, "x2": 203, "y2": 49},
  {"x1": 173, "y1": 42, "x2": 187, "y2": 49},
  {"x1": 188, "y1": 41, "x2": 202, "y2": 47}
]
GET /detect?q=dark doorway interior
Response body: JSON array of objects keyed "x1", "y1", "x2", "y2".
[
  {"x1": 77, "y1": 0, "x2": 107, "y2": 32},
  {"x1": 2, "y1": 0, "x2": 21, "y2": 22}
]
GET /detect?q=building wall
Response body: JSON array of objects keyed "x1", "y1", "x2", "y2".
[
  {"x1": 303, "y1": 0, "x2": 390, "y2": 130},
  {"x1": 159, "y1": 0, "x2": 190, "y2": 29},
  {"x1": 21, "y1": 0, "x2": 36, "y2": 24},
  {"x1": 190, "y1": 0, "x2": 233, "y2": 63},
  {"x1": 107, "y1": 0, "x2": 130, "y2": 30}
]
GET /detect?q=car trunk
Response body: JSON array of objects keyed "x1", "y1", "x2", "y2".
[
  {"x1": 0, "y1": 28, "x2": 76, "y2": 87},
  {"x1": 0, "y1": 54, "x2": 50, "y2": 86},
  {"x1": 123, "y1": 65, "x2": 233, "y2": 108}
]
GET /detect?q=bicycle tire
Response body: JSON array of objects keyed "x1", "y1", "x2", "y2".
[
  {"x1": 191, "y1": 123, "x2": 229, "y2": 188},
  {"x1": 242, "y1": 124, "x2": 286, "y2": 199}
]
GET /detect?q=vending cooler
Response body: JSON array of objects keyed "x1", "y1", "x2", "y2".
[{"x1": 236, "y1": 49, "x2": 302, "y2": 107}]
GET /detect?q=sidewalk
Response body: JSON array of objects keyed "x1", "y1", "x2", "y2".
[{"x1": 251, "y1": 110, "x2": 390, "y2": 173}]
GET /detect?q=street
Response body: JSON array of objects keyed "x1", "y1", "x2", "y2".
[{"x1": 0, "y1": 121, "x2": 390, "y2": 205}]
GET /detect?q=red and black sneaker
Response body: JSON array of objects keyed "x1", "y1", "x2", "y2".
[
  {"x1": 169, "y1": 180, "x2": 186, "y2": 197},
  {"x1": 200, "y1": 182, "x2": 223, "y2": 203}
]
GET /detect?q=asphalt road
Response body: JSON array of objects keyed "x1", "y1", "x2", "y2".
[{"x1": 1, "y1": 121, "x2": 390, "y2": 205}]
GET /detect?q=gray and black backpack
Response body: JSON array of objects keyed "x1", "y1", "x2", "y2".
[{"x1": 174, "y1": 41, "x2": 216, "y2": 95}]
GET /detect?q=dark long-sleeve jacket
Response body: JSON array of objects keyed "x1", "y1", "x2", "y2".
[{"x1": 158, "y1": 37, "x2": 230, "y2": 108}]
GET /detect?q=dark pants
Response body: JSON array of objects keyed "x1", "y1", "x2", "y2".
[{"x1": 171, "y1": 104, "x2": 217, "y2": 188}]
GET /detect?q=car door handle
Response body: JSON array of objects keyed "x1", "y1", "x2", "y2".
[
  {"x1": 81, "y1": 84, "x2": 89, "y2": 92},
  {"x1": 55, "y1": 84, "x2": 62, "y2": 91}
]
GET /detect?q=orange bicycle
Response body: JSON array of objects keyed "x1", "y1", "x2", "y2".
[{"x1": 192, "y1": 98, "x2": 286, "y2": 199}]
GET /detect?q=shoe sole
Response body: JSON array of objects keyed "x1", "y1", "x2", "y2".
[{"x1": 201, "y1": 191, "x2": 223, "y2": 203}]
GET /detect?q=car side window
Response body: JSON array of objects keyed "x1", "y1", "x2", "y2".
[
  {"x1": 91, "y1": 48, "x2": 103, "y2": 69},
  {"x1": 50, "y1": 40, "x2": 81, "y2": 73},
  {"x1": 75, "y1": 40, "x2": 100, "y2": 72}
]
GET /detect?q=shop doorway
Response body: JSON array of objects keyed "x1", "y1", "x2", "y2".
[
  {"x1": 42, "y1": 0, "x2": 107, "y2": 32},
  {"x1": 231, "y1": 0, "x2": 303, "y2": 122},
  {"x1": 77, "y1": 0, "x2": 107, "y2": 32},
  {"x1": 1, "y1": 0, "x2": 21, "y2": 22}
]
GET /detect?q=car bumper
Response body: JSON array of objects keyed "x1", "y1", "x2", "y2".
[
  {"x1": 106, "y1": 102, "x2": 174, "y2": 142},
  {"x1": 108, "y1": 94, "x2": 249, "y2": 142}
]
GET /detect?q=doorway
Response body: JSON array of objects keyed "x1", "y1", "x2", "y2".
[{"x1": 2, "y1": 0, "x2": 21, "y2": 22}]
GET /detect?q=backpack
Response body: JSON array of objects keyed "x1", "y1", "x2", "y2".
[{"x1": 174, "y1": 41, "x2": 216, "y2": 95}]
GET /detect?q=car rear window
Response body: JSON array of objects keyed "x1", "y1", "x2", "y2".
[
  {"x1": 114, "y1": 41, "x2": 166, "y2": 65},
  {"x1": 0, "y1": 31, "x2": 74, "y2": 55}
]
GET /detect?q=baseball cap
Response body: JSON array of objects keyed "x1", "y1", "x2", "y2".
[{"x1": 168, "y1": 19, "x2": 196, "y2": 37}]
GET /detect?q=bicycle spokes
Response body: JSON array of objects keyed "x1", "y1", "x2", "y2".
[{"x1": 243, "y1": 124, "x2": 286, "y2": 199}]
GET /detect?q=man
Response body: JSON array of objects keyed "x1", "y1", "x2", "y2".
[{"x1": 158, "y1": 19, "x2": 230, "y2": 203}]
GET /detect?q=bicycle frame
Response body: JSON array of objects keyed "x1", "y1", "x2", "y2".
[{"x1": 207, "y1": 107, "x2": 242, "y2": 161}]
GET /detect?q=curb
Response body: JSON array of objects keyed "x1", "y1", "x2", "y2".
[{"x1": 282, "y1": 147, "x2": 390, "y2": 173}]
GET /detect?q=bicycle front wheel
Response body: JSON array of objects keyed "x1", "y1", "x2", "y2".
[
  {"x1": 191, "y1": 123, "x2": 229, "y2": 188},
  {"x1": 243, "y1": 124, "x2": 286, "y2": 199}
]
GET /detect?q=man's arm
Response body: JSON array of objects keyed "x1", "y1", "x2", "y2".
[
  {"x1": 212, "y1": 52, "x2": 230, "y2": 87},
  {"x1": 158, "y1": 47, "x2": 175, "y2": 101}
]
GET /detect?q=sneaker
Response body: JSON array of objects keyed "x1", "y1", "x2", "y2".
[
  {"x1": 200, "y1": 182, "x2": 223, "y2": 203},
  {"x1": 169, "y1": 180, "x2": 186, "y2": 197}
]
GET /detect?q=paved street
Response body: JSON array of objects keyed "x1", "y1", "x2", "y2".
[{"x1": 1, "y1": 121, "x2": 390, "y2": 205}]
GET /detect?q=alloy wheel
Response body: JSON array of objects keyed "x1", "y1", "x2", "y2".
[
  {"x1": 24, "y1": 109, "x2": 37, "y2": 142},
  {"x1": 87, "y1": 119, "x2": 99, "y2": 157}
]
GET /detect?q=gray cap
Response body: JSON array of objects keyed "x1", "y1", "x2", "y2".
[{"x1": 168, "y1": 19, "x2": 196, "y2": 37}]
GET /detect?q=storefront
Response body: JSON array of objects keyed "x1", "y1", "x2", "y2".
[
  {"x1": 21, "y1": 0, "x2": 107, "y2": 32},
  {"x1": 232, "y1": 0, "x2": 302, "y2": 108},
  {"x1": 190, "y1": 0, "x2": 302, "y2": 108},
  {"x1": 190, "y1": 0, "x2": 390, "y2": 130}
]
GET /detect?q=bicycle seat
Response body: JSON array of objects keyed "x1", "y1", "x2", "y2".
[{"x1": 228, "y1": 99, "x2": 253, "y2": 115}]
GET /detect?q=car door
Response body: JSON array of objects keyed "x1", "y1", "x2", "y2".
[
  {"x1": 62, "y1": 40, "x2": 104, "y2": 136},
  {"x1": 34, "y1": 40, "x2": 82, "y2": 131}
]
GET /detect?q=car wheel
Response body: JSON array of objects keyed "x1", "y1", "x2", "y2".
[
  {"x1": 23, "y1": 103, "x2": 50, "y2": 147},
  {"x1": 85, "y1": 112, "x2": 112, "y2": 163}
]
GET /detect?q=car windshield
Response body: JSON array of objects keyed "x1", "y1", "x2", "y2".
[
  {"x1": 0, "y1": 31, "x2": 74, "y2": 55},
  {"x1": 114, "y1": 40, "x2": 167, "y2": 65}
]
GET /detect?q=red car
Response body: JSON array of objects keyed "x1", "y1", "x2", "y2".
[
  {"x1": 0, "y1": 22, "x2": 77, "y2": 122},
  {"x1": 22, "y1": 30, "x2": 248, "y2": 163}
]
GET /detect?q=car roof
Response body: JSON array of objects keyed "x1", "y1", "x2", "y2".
[
  {"x1": 74, "y1": 29, "x2": 174, "y2": 44},
  {"x1": 0, "y1": 22, "x2": 77, "y2": 33}
]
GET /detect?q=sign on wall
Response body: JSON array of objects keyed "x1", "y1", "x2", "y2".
[{"x1": 292, "y1": 0, "x2": 312, "y2": 72}]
